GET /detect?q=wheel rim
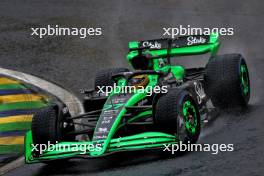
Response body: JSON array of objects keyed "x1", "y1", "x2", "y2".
[
  {"x1": 182, "y1": 100, "x2": 197, "y2": 134},
  {"x1": 240, "y1": 64, "x2": 249, "y2": 96}
]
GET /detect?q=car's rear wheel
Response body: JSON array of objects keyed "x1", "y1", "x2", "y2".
[
  {"x1": 205, "y1": 54, "x2": 250, "y2": 109},
  {"x1": 155, "y1": 89, "x2": 201, "y2": 143}
]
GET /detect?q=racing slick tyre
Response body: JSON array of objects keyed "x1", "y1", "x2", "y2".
[
  {"x1": 31, "y1": 106, "x2": 74, "y2": 146},
  {"x1": 155, "y1": 89, "x2": 201, "y2": 144},
  {"x1": 94, "y1": 67, "x2": 129, "y2": 89},
  {"x1": 205, "y1": 54, "x2": 250, "y2": 109}
]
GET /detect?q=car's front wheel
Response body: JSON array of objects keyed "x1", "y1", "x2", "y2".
[
  {"x1": 31, "y1": 106, "x2": 75, "y2": 145},
  {"x1": 155, "y1": 89, "x2": 201, "y2": 143}
]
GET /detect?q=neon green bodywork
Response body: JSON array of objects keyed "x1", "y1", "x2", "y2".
[
  {"x1": 25, "y1": 34, "x2": 219, "y2": 163},
  {"x1": 127, "y1": 33, "x2": 220, "y2": 80},
  {"x1": 25, "y1": 130, "x2": 177, "y2": 163},
  {"x1": 25, "y1": 74, "x2": 173, "y2": 162}
]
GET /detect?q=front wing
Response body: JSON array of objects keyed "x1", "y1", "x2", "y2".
[{"x1": 25, "y1": 131, "x2": 178, "y2": 163}]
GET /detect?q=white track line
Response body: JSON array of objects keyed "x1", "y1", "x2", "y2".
[
  {"x1": 0, "y1": 157, "x2": 24, "y2": 175},
  {"x1": 0, "y1": 67, "x2": 84, "y2": 115}
]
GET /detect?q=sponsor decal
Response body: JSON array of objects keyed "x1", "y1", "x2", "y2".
[
  {"x1": 187, "y1": 36, "x2": 207, "y2": 46},
  {"x1": 142, "y1": 41, "x2": 162, "y2": 49}
]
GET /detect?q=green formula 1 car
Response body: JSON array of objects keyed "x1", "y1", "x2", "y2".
[{"x1": 24, "y1": 33, "x2": 250, "y2": 163}]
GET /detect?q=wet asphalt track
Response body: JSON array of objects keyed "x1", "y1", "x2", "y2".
[{"x1": 1, "y1": 0, "x2": 264, "y2": 175}]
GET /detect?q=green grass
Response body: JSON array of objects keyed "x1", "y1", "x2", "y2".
[
  {"x1": 0, "y1": 84, "x2": 26, "y2": 90},
  {"x1": 0, "y1": 101, "x2": 47, "y2": 111},
  {"x1": 0, "y1": 122, "x2": 31, "y2": 132},
  {"x1": 0, "y1": 144, "x2": 23, "y2": 154}
]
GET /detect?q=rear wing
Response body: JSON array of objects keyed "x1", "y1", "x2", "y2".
[{"x1": 127, "y1": 33, "x2": 220, "y2": 60}]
